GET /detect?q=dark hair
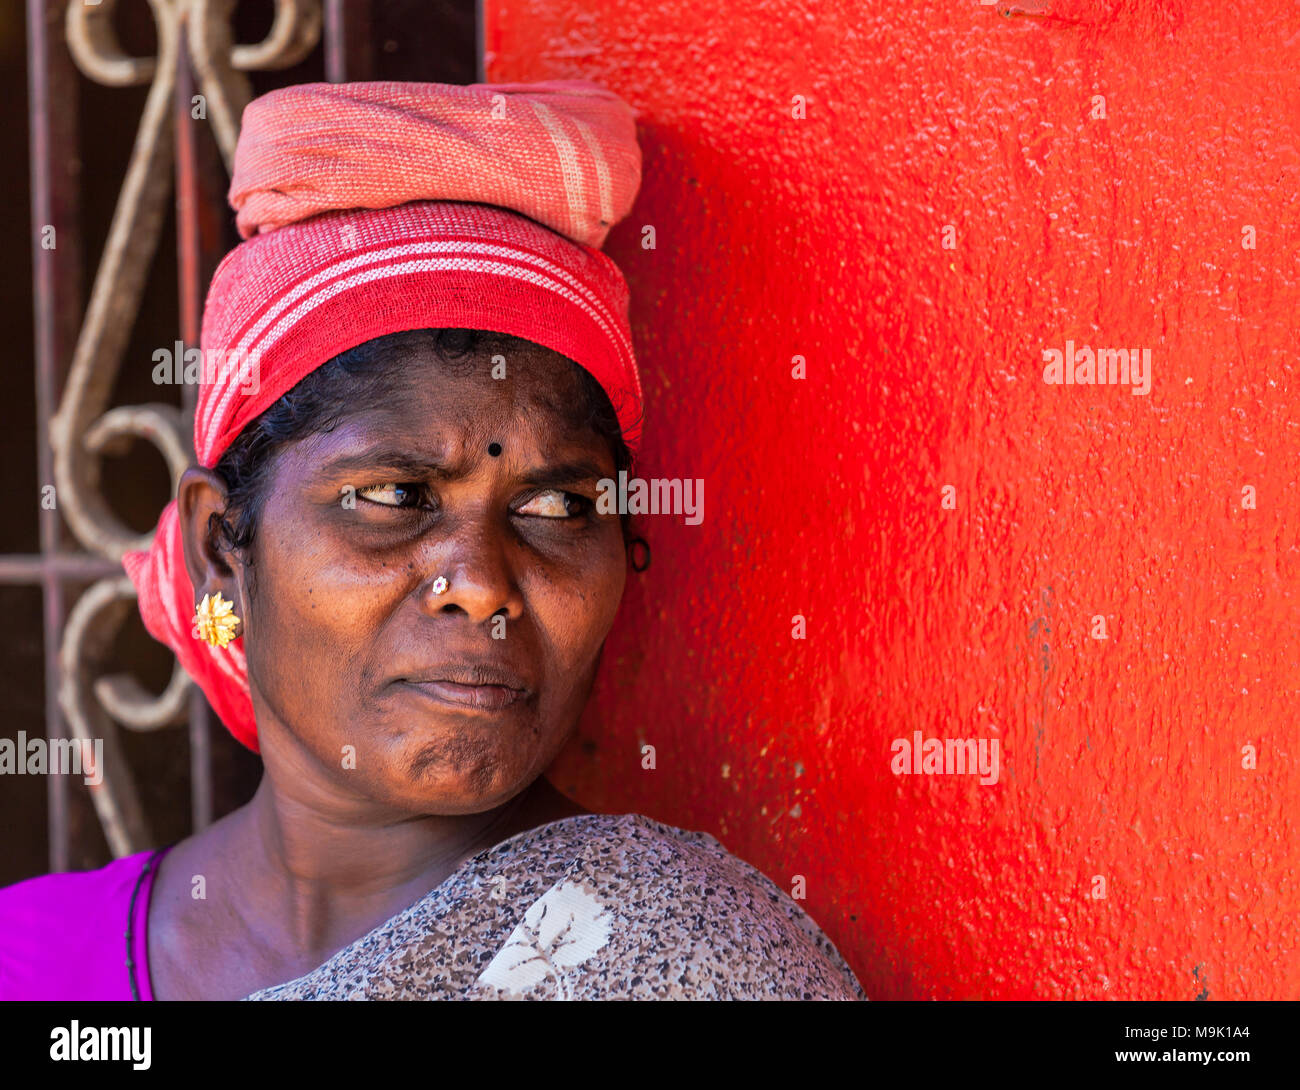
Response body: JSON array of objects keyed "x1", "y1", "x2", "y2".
[{"x1": 210, "y1": 328, "x2": 649, "y2": 574}]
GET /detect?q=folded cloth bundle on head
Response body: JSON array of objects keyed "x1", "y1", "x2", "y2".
[
  {"x1": 229, "y1": 80, "x2": 641, "y2": 247},
  {"x1": 122, "y1": 79, "x2": 644, "y2": 753}
]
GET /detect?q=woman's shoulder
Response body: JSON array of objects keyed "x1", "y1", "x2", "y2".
[
  {"x1": 474, "y1": 811, "x2": 867, "y2": 1000},
  {"x1": 0, "y1": 850, "x2": 157, "y2": 1000},
  {"x1": 243, "y1": 812, "x2": 866, "y2": 1001}
]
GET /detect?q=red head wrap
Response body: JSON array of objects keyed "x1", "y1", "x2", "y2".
[{"x1": 122, "y1": 79, "x2": 644, "y2": 753}]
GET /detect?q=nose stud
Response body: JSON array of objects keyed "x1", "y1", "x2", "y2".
[{"x1": 432, "y1": 576, "x2": 449, "y2": 596}]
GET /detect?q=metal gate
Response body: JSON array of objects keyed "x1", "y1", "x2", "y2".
[{"x1": 14, "y1": 0, "x2": 474, "y2": 871}]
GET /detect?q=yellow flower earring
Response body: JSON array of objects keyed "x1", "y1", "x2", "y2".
[{"x1": 193, "y1": 591, "x2": 241, "y2": 650}]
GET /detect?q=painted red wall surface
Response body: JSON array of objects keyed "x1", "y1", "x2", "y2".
[{"x1": 485, "y1": 0, "x2": 1300, "y2": 999}]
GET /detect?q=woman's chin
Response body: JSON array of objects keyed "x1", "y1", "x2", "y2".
[{"x1": 372, "y1": 731, "x2": 545, "y2": 811}]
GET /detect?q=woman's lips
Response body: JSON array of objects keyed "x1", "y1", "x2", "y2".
[{"x1": 397, "y1": 678, "x2": 528, "y2": 711}]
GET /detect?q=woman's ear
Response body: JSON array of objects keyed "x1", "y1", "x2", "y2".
[{"x1": 176, "y1": 466, "x2": 246, "y2": 620}]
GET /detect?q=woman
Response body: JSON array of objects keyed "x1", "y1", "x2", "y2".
[{"x1": 0, "y1": 79, "x2": 864, "y2": 1000}]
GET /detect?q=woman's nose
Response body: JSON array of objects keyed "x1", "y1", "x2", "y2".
[{"x1": 415, "y1": 519, "x2": 524, "y2": 625}]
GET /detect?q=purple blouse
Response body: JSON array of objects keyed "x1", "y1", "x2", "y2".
[{"x1": 0, "y1": 847, "x2": 169, "y2": 1001}]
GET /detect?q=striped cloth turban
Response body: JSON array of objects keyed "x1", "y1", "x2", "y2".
[{"x1": 122, "y1": 79, "x2": 644, "y2": 753}]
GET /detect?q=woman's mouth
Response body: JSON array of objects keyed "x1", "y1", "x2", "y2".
[{"x1": 397, "y1": 678, "x2": 528, "y2": 711}]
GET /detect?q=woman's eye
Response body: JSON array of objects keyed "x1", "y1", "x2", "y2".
[
  {"x1": 355, "y1": 482, "x2": 424, "y2": 508},
  {"x1": 515, "y1": 489, "x2": 591, "y2": 519}
]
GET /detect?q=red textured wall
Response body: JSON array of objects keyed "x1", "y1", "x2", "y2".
[{"x1": 485, "y1": 0, "x2": 1300, "y2": 999}]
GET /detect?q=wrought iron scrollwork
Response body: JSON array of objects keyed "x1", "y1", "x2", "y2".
[{"x1": 51, "y1": 0, "x2": 323, "y2": 856}]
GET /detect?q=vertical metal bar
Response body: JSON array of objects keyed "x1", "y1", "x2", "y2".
[
  {"x1": 27, "y1": 0, "x2": 83, "y2": 873},
  {"x1": 475, "y1": 0, "x2": 485, "y2": 83},
  {"x1": 325, "y1": 0, "x2": 374, "y2": 83},
  {"x1": 174, "y1": 29, "x2": 220, "y2": 833}
]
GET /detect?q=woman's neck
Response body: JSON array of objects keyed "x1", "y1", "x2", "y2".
[
  {"x1": 147, "y1": 770, "x2": 582, "y2": 1000},
  {"x1": 232, "y1": 775, "x2": 530, "y2": 957}
]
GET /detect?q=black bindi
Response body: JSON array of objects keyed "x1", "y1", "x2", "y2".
[{"x1": 488, "y1": 442, "x2": 502, "y2": 458}]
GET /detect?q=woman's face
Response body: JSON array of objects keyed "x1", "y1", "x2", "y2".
[{"x1": 203, "y1": 337, "x2": 627, "y2": 815}]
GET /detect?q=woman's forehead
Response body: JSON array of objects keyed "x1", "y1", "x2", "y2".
[
  {"x1": 394, "y1": 347, "x2": 589, "y2": 431},
  {"x1": 389, "y1": 334, "x2": 589, "y2": 406},
  {"x1": 281, "y1": 377, "x2": 613, "y2": 479}
]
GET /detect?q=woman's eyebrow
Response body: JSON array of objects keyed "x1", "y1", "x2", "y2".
[
  {"x1": 320, "y1": 448, "x2": 453, "y2": 479},
  {"x1": 318, "y1": 448, "x2": 608, "y2": 486},
  {"x1": 517, "y1": 459, "x2": 610, "y2": 487}
]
